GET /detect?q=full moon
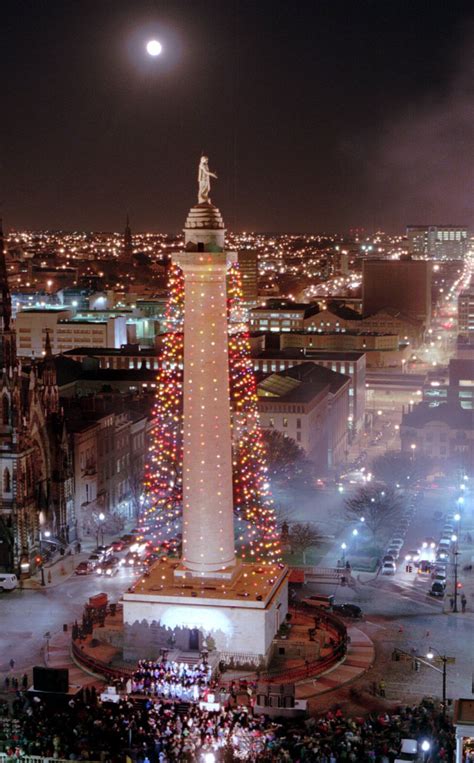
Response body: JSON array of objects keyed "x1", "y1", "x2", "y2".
[{"x1": 146, "y1": 39, "x2": 162, "y2": 57}]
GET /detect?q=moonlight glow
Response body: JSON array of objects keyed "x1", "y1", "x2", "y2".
[{"x1": 146, "y1": 39, "x2": 162, "y2": 57}]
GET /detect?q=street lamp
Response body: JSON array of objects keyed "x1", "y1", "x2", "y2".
[
  {"x1": 426, "y1": 647, "x2": 447, "y2": 715},
  {"x1": 97, "y1": 512, "x2": 106, "y2": 547},
  {"x1": 410, "y1": 443, "x2": 416, "y2": 461},
  {"x1": 340, "y1": 542, "x2": 347, "y2": 565},
  {"x1": 451, "y1": 536, "x2": 461, "y2": 614}
]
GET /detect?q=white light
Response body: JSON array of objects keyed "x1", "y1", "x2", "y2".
[
  {"x1": 146, "y1": 39, "x2": 162, "y2": 56},
  {"x1": 99, "y1": 512, "x2": 105, "y2": 521},
  {"x1": 360, "y1": 516, "x2": 365, "y2": 522},
  {"x1": 421, "y1": 740, "x2": 431, "y2": 752},
  {"x1": 352, "y1": 529, "x2": 358, "y2": 536},
  {"x1": 454, "y1": 513, "x2": 461, "y2": 522},
  {"x1": 341, "y1": 542, "x2": 347, "y2": 550},
  {"x1": 203, "y1": 754, "x2": 216, "y2": 763},
  {"x1": 451, "y1": 534, "x2": 457, "y2": 542},
  {"x1": 426, "y1": 651, "x2": 434, "y2": 660}
]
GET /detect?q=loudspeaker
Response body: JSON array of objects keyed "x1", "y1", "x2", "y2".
[{"x1": 33, "y1": 666, "x2": 69, "y2": 694}]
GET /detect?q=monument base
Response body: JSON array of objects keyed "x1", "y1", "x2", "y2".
[{"x1": 122, "y1": 557, "x2": 289, "y2": 667}]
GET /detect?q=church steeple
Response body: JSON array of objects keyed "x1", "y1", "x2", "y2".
[
  {"x1": 124, "y1": 212, "x2": 133, "y2": 261},
  {"x1": 0, "y1": 219, "x2": 16, "y2": 372},
  {"x1": 41, "y1": 329, "x2": 59, "y2": 415},
  {"x1": 0, "y1": 219, "x2": 12, "y2": 332}
]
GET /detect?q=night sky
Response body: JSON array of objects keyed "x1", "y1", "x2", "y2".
[{"x1": 1, "y1": 0, "x2": 474, "y2": 233}]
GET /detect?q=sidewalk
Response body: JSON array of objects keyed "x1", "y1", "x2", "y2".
[
  {"x1": 295, "y1": 625, "x2": 375, "y2": 699},
  {"x1": 23, "y1": 535, "x2": 98, "y2": 590}
]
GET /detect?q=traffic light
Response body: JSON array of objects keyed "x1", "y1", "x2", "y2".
[
  {"x1": 35, "y1": 555, "x2": 43, "y2": 566},
  {"x1": 456, "y1": 582, "x2": 463, "y2": 589}
]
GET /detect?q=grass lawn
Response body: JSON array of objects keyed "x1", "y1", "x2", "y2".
[{"x1": 283, "y1": 540, "x2": 332, "y2": 567}]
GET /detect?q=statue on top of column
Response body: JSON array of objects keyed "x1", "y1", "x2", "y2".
[{"x1": 198, "y1": 156, "x2": 217, "y2": 204}]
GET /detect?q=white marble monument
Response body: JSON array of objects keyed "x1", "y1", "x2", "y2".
[{"x1": 123, "y1": 160, "x2": 288, "y2": 666}]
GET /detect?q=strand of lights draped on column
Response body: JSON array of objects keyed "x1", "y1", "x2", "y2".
[
  {"x1": 141, "y1": 263, "x2": 281, "y2": 566},
  {"x1": 142, "y1": 264, "x2": 184, "y2": 537},
  {"x1": 227, "y1": 265, "x2": 282, "y2": 565}
]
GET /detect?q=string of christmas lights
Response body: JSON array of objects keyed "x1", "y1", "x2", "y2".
[
  {"x1": 228, "y1": 265, "x2": 282, "y2": 564},
  {"x1": 141, "y1": 261, "x2": 281, "y2": 566},
  {"x1": 142, "y1": 263, "x2": 184, "y2": 537}
]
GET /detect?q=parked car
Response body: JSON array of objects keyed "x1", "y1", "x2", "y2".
[
  {"x1": 430, "y1": 580, "x2": 446, "y2": 597},
  {"x1": 382, "y1": 561, "x2": 396, "y2": 575},
  {"x1": 303, "y1": 594, "x2": 335, "y2": 610},
  {"x1": 75, "y1": 561, "x2": 93, "y2": 576},
  {"x1": 389, "y1": 538, "x2": 404, "y2": 549},
  {"x1": 386, "y1": 547, "x2": 400, "y2": 560},
  {"x1": 383, "y1": 554, "x2": 396, "y2": 563},
  {"x1": 332, "y1": 603, "x2": 362, "y2": 619},
  {"x1": 432, "y1": 571, "x2": 447, "y2": 584},
  {"x1": 0, "y1": 573, "x2": 18, "y2": 591}
]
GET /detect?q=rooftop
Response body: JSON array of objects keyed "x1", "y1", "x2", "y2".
[
  {"x1": 253, "y1": 347, "x2": 365, "y2": 361},
  {"x1": 402, "y1": 402, "x2": 473, "y2": 429}
]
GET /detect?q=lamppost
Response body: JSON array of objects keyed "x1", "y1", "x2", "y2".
[
  {"x1": 352, "y1": 528, "x2": 359, "y2": 552},
  {"x1": 96, "y1": 512, "x2": 105, "y2": 547},
  {"x1": 410, "y1": 443, "x2": 417, "y2": 462},
  {"x1": 99, "y1": 512, "x2": 105, "y2": 546},
  {"x1": 340, "y1": 542, "x2": 347, "y2": 566},
  {"x1": 451, "y1": 534, "x2": 460, "y2": 613},
  {"x1": 426, "y1": 647, "x2": 448, "y2": 715}
]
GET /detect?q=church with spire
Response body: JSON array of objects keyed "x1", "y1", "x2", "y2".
[{"x1": 0, "y1": 220, "x2": 75, "y2": 576}]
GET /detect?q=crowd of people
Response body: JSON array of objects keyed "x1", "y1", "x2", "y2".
[
  {"x1": 131, "y1": 658, "x2": 213, "y2": 701},
  {"x1": 0, "y1": 685, "x2": 457, "y2": 761}
]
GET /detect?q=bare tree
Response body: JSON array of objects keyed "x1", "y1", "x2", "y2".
[
  {"x1": 372, "y1": 451, "x2": 433, "y2": 488},
  {"x1": 345, "y1": 485, "x2": 404, "y2": 542},
  {"x1": 288, "y1": 522, "x2": 322, "y2": 565}
]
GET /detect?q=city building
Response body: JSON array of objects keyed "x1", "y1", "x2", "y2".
[
  {"x1": 400, "y1": 402, "x2": 473, "y2": 472},
  {"x1": 15, "y1": 308, "x2": 128, "y2": 356},
  {"x1": 62, "y1": 345, "x2": 163, "y2": 370},
  {"x1": 280, "y1": 330, "x2": 409, "y2": 368},
  {"x1": 257, "y1": 362, "x2": 351, "y2": 471},
  {"x1": 458, "y1": 276, "x2": 474, "y2": 338},
  {"x1": 237, "y1": 249, "x2": 259, "y2": 305},
  {"x1": 66, "y1": 396, "x2": 149, "y2": 537},
  {"x1": 407, "y1": 224, "x2": 468, "y2": 260},
  {"x1": 252, "y1": 347, "x2": 366, "y2": 433},
  {"x1": 250, "y1": 299, "x2": 319, "y2": 332},
  {"x1": 0, "y1": 224, "x2": 75, "y2": 575},
  {"x1": 362, "y1": 257, "x2": 432, "y2": 328}
]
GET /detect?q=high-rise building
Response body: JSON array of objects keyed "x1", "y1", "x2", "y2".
[
  {"x1": 406, "y1": 225, "x2": 468, "y2": 260},
  {"x1": 458, "y1": 276, "x2": 474, "y2": 338},
  {"x1": 237, "y1": 249, "x2": 258, "y2": 305},
  {"x1": 362, "y1": 256, "x2": 432, "y2": 327}
]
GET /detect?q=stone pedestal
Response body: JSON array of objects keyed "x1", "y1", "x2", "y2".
[{"x1": 123, "y1": 558, "x2": 289, "y2": 666}]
